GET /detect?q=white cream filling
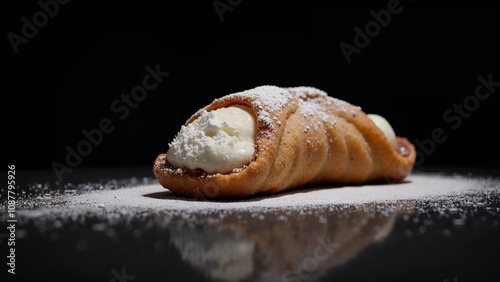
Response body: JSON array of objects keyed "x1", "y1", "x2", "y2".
[
  {"x1": 167, "y1": 105, "x2": 257, "y2": 174},
  {"x1": 367, "y1": 114, "x2": 396, "y2": 146}
]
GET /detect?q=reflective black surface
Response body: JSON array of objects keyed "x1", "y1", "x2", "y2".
[{"x1": 1, "y1": 166, "x2": 499, "y2": 282}]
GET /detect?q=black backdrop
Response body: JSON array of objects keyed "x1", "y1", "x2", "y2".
[{"x1": 4, "y1": 0, "x2": 499, "y2": 177}]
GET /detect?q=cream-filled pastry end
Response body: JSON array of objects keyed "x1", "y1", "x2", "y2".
[
  {"x1": 367, "y1": 114, "x2": 396, "y2": 146},
  {"x1": 167, "y1": 105, "x2": 257, "y2": 174}
]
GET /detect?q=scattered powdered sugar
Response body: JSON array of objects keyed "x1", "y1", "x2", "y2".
[
  {"x1": 194, "y1": 85, "x2": 348, "y2": 134},
  {"x1": 289, "y1": 86, "x2": 327, "y2": 98},
  {"x1": 14, "y1": 173, "x2": 499, "y2": 218},
  {"x1": 219, "y1": 85, "x2": 294, "y2": 129},
  {"x1": 256, "y1": 110, "x2": 273, "y2": 127}
]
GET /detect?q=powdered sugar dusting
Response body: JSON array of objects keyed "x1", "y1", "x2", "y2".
[
  {"x1": 289, "y1": 86, "x2": 328, "y2": 99},
  {"x1": 287, "y1": 87, "x2": 337, "y2": 141},
  {"x1": 221, "y1": 85, "x2": 294, "y2": 129},
  {"x1": 14, "y1": 174, "x2": 499, "y2": 217}
]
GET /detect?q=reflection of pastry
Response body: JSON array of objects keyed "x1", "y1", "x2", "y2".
[
  {"x1": 166, "y1": 203, "x2": 415, "y2": 282},
  {"x1": 153, "y1": 85, "x2": 416, "y2": 198},
  {"x1": 168, "y1": 225, "x2": 256, "y2": 282}
]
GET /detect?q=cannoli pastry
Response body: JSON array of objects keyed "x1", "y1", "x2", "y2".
[{"x1": 153, "y1": 85, "x2": 416, "y2": 198}]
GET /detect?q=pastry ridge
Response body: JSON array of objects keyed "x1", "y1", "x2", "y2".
[{"x1": 153, "y1": 85, "x2": 416, "y2": 198}]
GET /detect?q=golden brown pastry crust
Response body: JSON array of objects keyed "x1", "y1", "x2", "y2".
[{"x1": 153, "y1": 86, "x2": 416, "y2": 198}]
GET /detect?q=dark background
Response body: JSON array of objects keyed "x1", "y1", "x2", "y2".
[{"x1": 4, "y1": 0, "x2": 499, "y2": 179}]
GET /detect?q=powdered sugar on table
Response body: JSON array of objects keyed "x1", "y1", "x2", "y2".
[{"x1": 16, "y1": 173, "x2": 499, "y2": 218}]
